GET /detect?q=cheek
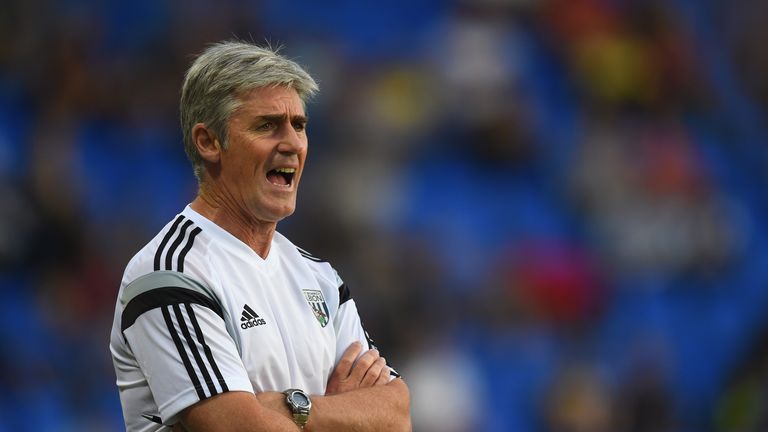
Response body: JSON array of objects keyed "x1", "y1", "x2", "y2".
[{"x1": 299, "y1": 149, "x2": 308, "y2": 166}]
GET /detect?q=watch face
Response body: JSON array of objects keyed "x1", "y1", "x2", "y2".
[{"x1": 292, "y1": 392, "x2": 310, "y2": 408}]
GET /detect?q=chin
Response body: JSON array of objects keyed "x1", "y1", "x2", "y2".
[
  {"x1": 254, "y1": 196, "x2": 296, "y2": 220},
  {"x1": 271, "y1": 205, "x2": 296, "y2": 222},
  {"x1": 279, "y1": 208, "x2": 296, "y2": 220}
]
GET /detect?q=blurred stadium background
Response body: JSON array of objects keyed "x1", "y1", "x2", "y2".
[{"x1": 1, "y1": 0, "x2": 768, "y2": 430}]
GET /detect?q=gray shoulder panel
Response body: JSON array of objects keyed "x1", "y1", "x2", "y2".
[
  {"x1": 120, "y1": 270, "x2": 217, "y2": 307},
  {"x1": 119, "y1": 271, "x2": 241, "y2": 354}
]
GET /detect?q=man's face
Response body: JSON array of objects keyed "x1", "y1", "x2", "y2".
[{"x1": 217, "y1": 86, "x2": 308, "y2": 223}]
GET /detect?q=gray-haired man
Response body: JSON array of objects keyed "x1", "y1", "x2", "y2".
[{"x1": 109, "y1": 41, "x2": 411, "y2": 432}]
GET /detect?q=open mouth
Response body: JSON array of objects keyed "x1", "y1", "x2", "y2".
[{"x1": 266, "y1": 167, "x2": 295, "y2": 187}]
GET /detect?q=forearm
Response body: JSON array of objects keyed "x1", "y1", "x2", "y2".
[
  {"x1": 228, "y1": 381, "x2": 410, "y2": 432},
  {"x1": 256, "y1": 343, "x2": 411, "y2": 431},
  {"x1": 308, "y1": 378, "x2": 411, "y2": 432},
  {"x1": 175, "y1": 391, "x2": 302, "y2": 432},
  {"x1": 255, "y1": 391, "x2": 293, "y2": 418}
]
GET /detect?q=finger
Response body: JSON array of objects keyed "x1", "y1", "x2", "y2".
[
  {"x1": 348, "y1": 348, "x2": 380, "y2": 383},
  {"x1": 375, "y1": 359, "x2": 391, "y2": 385},
  {"x1": 326, "y1": 342, "x2": 365, "y2": 395},
  {"x1": 361, "y1": 357, "x2": 387, "y2": 387},
  {"x1": 332, "y1": 342, "x2": 363, "y2": 379}
]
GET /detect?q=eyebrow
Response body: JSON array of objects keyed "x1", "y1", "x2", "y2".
[{"x1": 257, "y1": 114, "x2": 308, "y2": 124}]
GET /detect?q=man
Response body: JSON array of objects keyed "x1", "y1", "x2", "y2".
[{"x1": 109, "y1": 41, "x2": 411, "y2": 432}]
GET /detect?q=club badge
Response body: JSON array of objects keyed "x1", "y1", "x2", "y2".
[{"x1": 303, "y1": 289, "x2": 329, "y2": 328}]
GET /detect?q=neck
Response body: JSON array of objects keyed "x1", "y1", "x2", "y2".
[{"x1": 190, "y1": 184, "x2": 276, "y2": 259}]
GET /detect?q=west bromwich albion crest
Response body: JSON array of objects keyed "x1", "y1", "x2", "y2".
[{"x1": 303, "y1": 289, "x2": 329, "y2": 327}]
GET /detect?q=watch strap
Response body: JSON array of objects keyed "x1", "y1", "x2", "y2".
[{"x1": 284, "y1": 389, "x2": 311, "y2": 429}]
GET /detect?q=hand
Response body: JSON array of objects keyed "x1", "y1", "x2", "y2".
[{"x1": 326, "y1": 342, "x2": 391, "y2": 395}]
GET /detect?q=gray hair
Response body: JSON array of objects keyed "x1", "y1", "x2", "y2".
[{"x1": 180, "y1": 41, "x2": 319, "y2": 182}]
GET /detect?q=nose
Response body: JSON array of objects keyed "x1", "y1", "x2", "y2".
[{"x1": 276, "y1": 124, "x2": 306, "y2": 154}]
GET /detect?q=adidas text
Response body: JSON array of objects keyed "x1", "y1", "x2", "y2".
[{"x1": 241, "y1": 318, "x2": 266, "y2": 329}]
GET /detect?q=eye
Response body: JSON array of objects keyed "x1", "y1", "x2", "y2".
[
  {"x1": 292, "y1": 121, "x2": 306, "y2": 132},
  {"x1": 256, "y1": 121, "x2": 275, "y2": 131}
]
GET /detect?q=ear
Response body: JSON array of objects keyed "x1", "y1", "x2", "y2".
[{"x1": 191, "y1": 123, "x2": 221, "y2": 163}]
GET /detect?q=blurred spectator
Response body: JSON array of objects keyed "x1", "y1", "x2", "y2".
[
  {"x1": 545, "y1": 363, "x2": 615, "y2": 432},
  {"x1": 614, "y1": 340, "x2": 678, "y2": 432},
  {"x1": 570, "y1": 114, "x2": 743, "y2": 276},
  {"x1": 721, "y1": 1, "x2": 768, "y2": 110},
  {"x1": 714, "y1": 325, "x2": 768, "y2": 432},
  {"x1": 403, "y1": 340, "x2": 485, "y2": 432},
  {"x1": 501, "y1": 240, "x2": 607, "y2": 326}
]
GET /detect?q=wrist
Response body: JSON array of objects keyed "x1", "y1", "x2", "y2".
[
  {"x1": 284, "y1": 388, "x2": 312, "y2": 429},
  {"x1": 255, "y1": 392, "x2": 292, "y2": 417}
]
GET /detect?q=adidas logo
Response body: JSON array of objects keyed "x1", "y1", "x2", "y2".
[{"x1": 240, "y1": 304, "x2": 267, "y2": 329}]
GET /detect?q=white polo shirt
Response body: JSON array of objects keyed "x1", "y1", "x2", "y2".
[{"x1": 109, "y1": 206, "x2": 394, "y2": 432}]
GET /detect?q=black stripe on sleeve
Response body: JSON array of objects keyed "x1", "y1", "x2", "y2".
[
  {"x1": 162, "y1": 305, "x2": 206, "y2": 400},
  {"x1": 154, "y1": 215, "x2": 185, "y2": 271},
  {"x1": 121, "y1": 287, "x2": 223, "y2": 332},
  {"x1": 362, "y1": 325, "x2": 401, "y2": 378},
  {"x1": 173, "y1": 303, "x2": 217, "y2": 397},
  {"x1": 141, "y1": 414, "x2": 163, "y2": 424},
  {"x1": 338, "y1": 283, "x2": 351, "y2": 305},
  {"x1": 296, "y1": 246, "x2": 326, "y2": 263},
  {"x1": 166, "y1": 220, "x2": 193, "y2": 270},
  {"x1": 177, "y1": 227, "x2": 202, "y2": 273},
  {"x1": 186, "y1": 303, "x2": 229, "y2": 392},
  {"x1": 364, "y1": 328, "x2": 376, "y2": 350}
]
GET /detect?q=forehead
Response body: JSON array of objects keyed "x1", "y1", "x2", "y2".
[{"x1": 235, "y1": 86, "x2": 305, "y2": 116}]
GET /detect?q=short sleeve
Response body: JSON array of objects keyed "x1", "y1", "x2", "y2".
[
  {"x1": 121, "y1": 272, "x2": 254, "y2": 424},
  {"x1": 332, "y1": 283, "x2": 400, "y2": 379}
]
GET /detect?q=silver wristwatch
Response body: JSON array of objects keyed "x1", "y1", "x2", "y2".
[{"x1": 284, "y1": 388, "x2": 312, "y2": 429}]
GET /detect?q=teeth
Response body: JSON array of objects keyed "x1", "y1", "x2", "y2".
[{"x1": 275, "y1": 168, "x2": 296, "y2": 173}]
